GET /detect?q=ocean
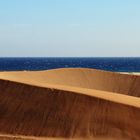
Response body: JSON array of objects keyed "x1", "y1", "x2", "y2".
[{"x1": 0, "y1": 57, "x2": 140, "y2": 72}]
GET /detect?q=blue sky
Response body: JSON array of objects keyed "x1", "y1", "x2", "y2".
[{"x1": 0, "y1": 0, "x2": 140, "y2": 57}]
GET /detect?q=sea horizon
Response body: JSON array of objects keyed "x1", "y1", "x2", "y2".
[{"x1": 0, "y1": 57, "x2": 140, "y2": 72}]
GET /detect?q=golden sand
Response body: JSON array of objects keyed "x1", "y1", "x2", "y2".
[{"x1": 0, "y1": 68, "x2": 139, "y2": 140}]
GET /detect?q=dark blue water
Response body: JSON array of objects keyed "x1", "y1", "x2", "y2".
[{"x1": 0, "y1": 57, "x2": 140, "y2": 72}]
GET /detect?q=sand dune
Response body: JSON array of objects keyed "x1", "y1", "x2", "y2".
[
  {"x1": 0, "y1": 68, "x2": 140, "y2": 140},
  {"x1": 0, "y1": 68, "x2": 140, "y2": 97}
]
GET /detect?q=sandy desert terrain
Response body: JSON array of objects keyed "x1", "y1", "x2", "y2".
[{"x1": 0, "y1": 68, "x2": 139, "y2": 140}]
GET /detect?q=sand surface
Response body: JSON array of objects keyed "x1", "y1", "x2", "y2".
[
  {"x1": 0, "y1": 68, "x2": 139, "y2": 140},
  {"x1": 0, "y1": 68, "x2": 140, "y2": 97}
]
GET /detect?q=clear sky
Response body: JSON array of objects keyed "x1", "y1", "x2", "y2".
[{"x1": 0, "y1": 0, "x2": 140, "y2": 57}]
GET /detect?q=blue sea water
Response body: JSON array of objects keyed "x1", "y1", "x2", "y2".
[{"x1": 0, "y1": 57, "x2": 140, "y2": 72}]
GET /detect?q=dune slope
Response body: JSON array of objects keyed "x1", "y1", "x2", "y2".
[
  {"x1": 0, "y1": 68, "x2": 139, "y2": 140},
  {"x1": 0, "y1": 68, "x2": 140, "y2": 97}
]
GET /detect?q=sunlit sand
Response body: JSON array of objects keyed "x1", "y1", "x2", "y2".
[{"x1": 0, "y1": 68, "x2": 139, "y2": 140}]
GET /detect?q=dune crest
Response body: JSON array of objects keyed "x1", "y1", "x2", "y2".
[
  {"x1": 0, "y1": 68, "x2": 140, "y2": 140},
  {"x1": 0, "y1": 68, "x2": 140, "y2": 97}
]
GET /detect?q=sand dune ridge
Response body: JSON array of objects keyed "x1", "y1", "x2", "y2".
[{"x1": 0, "y1": 68, "x2": 139, "y2": 140}]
